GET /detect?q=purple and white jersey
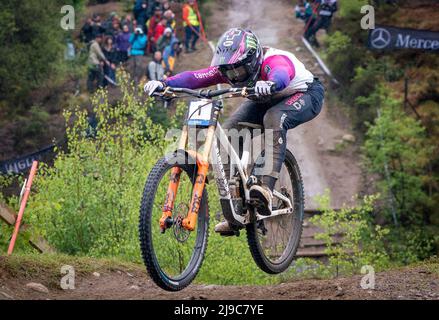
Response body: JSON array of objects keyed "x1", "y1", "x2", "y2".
[{"x1": 164, "y1": 47, "x2": 314, "y2": 97}]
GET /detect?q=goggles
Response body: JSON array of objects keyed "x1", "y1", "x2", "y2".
[{"x1": 221, "y1": 64, "x2": 250, "y2": 83}]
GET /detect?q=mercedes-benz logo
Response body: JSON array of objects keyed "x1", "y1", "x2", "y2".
[{"x1": 370, "y1": 28, "x2": 392, "y2": 49}]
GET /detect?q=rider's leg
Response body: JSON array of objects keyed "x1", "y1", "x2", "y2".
[
  {"x1": 250, "y1": 79, "x2": 325, "y2": 213},
  {"x1": 222, "y1": 100, "x2": 270, "y2": 179},
  {"x1": 215, "y1": 100, "x2": 270, "y2": 234}
]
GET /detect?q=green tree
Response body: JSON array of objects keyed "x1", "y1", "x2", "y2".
[
  {"x1": 363, "y1": 88, "x2": 433, "y2": 225},
  {"x1": 0, "y1": 0, "x2": 84, "y2": 108}
]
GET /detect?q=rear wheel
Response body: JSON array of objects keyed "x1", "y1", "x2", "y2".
[
  {"x1": 139, "y1": 152, "x2": 209, "y2": 291},
  {"x1": 246, "y1": 149, "x2": 304, "y2": 274}
]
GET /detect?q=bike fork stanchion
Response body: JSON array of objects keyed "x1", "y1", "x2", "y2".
[
  {"x1": 160, "y1": 126, "x2": 188, "y2": 232},
  {"x1": 182, "y1": 124, "x2": 216, "y2": 232}
]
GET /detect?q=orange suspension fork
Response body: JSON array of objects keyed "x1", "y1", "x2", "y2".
[
  {"x1": 182, "y1": 125, "x2": 216, "y2": 231},
  {"x1": 160, "y1": 126, "x2": 188, "y2": 231}
]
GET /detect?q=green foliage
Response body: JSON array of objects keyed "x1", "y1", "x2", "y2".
[
  {"x1": 309, "y1": 190, "x2": 391, "y2": 276},
  {"x1": 362, "y1": 89, "x2": 433, "y2": 226},
  {"x1": 0, "y1": 176, "x2": 34, "y2": 255},
  {"x1": 325, "y1": 31, "x2": 363, "y2": 85},
  {"x1": 0, "y1": 0, "x2": 82, "y2": 106},
  {"x1": 27, "y1": 73, "x2": 166, "y2": 259},
  {"x1": 338, "y1": 0, "x2": 368, "y2": 19}
]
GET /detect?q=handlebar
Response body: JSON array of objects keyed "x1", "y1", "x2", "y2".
[{"x1": 152, "y1": 86, "x2": 258, "y2": 100}]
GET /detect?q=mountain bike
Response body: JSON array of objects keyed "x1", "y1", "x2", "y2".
[{"x1": 139, "y1": 86, "x2": 304, "y2": 291}]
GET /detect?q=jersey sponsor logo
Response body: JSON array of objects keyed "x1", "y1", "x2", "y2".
[{"x1": 194, "y1": 68, "x2": 218, "y2": 79}]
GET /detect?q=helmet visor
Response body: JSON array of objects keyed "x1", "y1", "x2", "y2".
[{"x1": 220, "y1": 65, "x2": 250, "y2": 83}]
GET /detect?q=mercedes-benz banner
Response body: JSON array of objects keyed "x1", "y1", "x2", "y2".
[{"x1": 368, "y1": 25, "x2": 439, "y2": 51}]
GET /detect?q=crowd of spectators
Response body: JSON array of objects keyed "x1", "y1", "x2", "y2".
[
  {"x1": 295, "y1": 0, "x2": 338, "y2": 47},
  {"x1": 82, "y1": 0, "x2": 202, "y2": 93}
]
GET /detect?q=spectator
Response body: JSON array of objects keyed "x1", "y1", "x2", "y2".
[
  {"x1": 305, "y1": 0, "x2": 337, "y2": 47},
  {"x1": 91, "y1": 14, "x2": 106, "y2": 39},
  {"x1": 162, "y1": 1, "x2": 171, "y2": 11},
  {"x1": 135, "y1": 1, "x2": 149, "y2": 33},
  {"x1": 130, "y1": 27, "x2": 148, "y2": 56},
  {"x1": 183, "y1": 0, "x2": 200, "y2": 53},
  {"x1": 122, "y1": 14, "x2": 135, "y2": 32},
  {"x1": 106, "y1": 18, "x2": 122, "y2": 39},
  {"x1": 87, "y1": 33, "x2": 110, "y2": 92},
  {"x1": 163, "y1": 9, "x2": 176, "y2": 31},
  {"x1": 115, "y1": 24, "x2": 132, "y2": 64},
  {"x1": 147, "y1": 0, "x2": 158, "y2": 18},
  {"x1": 129, "y1": 27, "x2": 148, "y2": 82},
  {"x1": 153, "y1": 18, "x2": 167, "y2": 44},
  {"x1": 295, "y1": 0, "x2": 313, "y2": 22},
  {"x1": 147, "y1": 51, "x2": 165, "y2": 81},
  {"x1": 162, "y1": 39, "x2": 181, "y2": 76},
  {"x1": 157, "y1": 27, "x2": 174, "y2": 52},
  {"x1": 104, "y1": 12, "x2": 118, "y2": 31},
  {"x1": 314, "y1": 0, "x2": 337, "y2": 32},
  {"x1": 147, "y1": 7, "x2": 163, "y2": 54},
  {"x1": 102, "y1": 37, "x2": 118, "y2": 86},
  {"x1": 80, "y1": 18, "x2": 95, "y2": 44}
]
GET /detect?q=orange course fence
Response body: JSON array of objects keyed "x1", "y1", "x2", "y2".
[{"x1": 7, "y1": 161, "x2": 38, "y2": 255}]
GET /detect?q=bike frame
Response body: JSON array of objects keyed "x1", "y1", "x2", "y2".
[{"x1": 159, "y1": 90, "x2": 293, "y2": 232}]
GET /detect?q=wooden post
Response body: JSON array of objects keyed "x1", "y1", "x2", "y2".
[{"x1": 0, "y1": 202, "x2": 16, "y2": 226}]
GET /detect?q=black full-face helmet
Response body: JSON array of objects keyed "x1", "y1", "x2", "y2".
[{"x1": 211, "y1": 28, "x2": 263, "y2": 87}]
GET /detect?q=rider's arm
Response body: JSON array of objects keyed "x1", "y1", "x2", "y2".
[
  {"x1": 164, "y1": 66, "x2": 228, "y2": 89},
  {"x1": 261, "y1": 55, "x2": 295, "y2": 92}
]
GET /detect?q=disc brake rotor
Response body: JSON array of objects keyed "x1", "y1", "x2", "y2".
[{"x1": 173, "y1": 203, "x2": 191, "y2": 243}]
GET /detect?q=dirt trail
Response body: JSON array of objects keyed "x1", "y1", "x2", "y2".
[
  {"x1": 1, "y1": 257, "x2": 438, "y2": 300},
  {"x1": 204, "y1": 0, "x2": 363, "y2": 209}
]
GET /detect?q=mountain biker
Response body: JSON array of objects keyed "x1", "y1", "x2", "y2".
[{"x1": 144, "y1": 27, "x2": 325, "y2": 234}]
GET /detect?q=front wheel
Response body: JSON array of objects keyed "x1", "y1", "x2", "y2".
[
  {"x1": 246, "y1": 149, "x2": 304, "y2": 274},
  {"x1": 139, "y1": 152, "x2": 209, "y2": 291}
]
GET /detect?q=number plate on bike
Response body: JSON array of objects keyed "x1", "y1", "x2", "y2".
[{"x1": 186, "y1": 100, "x2": 214, "y2": 127}]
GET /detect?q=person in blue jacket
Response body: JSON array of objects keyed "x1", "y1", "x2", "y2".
[{"x1": 129, "y1": 27, "x2": 148, "y2": 82}]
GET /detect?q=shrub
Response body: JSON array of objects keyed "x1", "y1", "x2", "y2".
[
  {"x1": 362, "y1": 89, "x2": 433, "y2": 225},
  {"x1": 27, "y1": 74, "x2": 166, "y2": 259},
  {"x1": 309, "y1": 190, "x2": 391, "y2": 277}
]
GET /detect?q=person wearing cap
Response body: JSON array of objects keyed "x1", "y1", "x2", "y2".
[
  {"x1": 157, "y1": 27, "x2": 175, "y2": 52},
  {"x1": 129, "y1": 27, "x2": 148, "y2": 82},
  {"x1": 183, "y1": 0, "x2": 200, "y2": 53},
  {"x1": 87, "y1": 33, "x2": 110, "y2": 92},
  {"x1": 163, "y1": 9, "x2": 176, "y2": 31}
]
